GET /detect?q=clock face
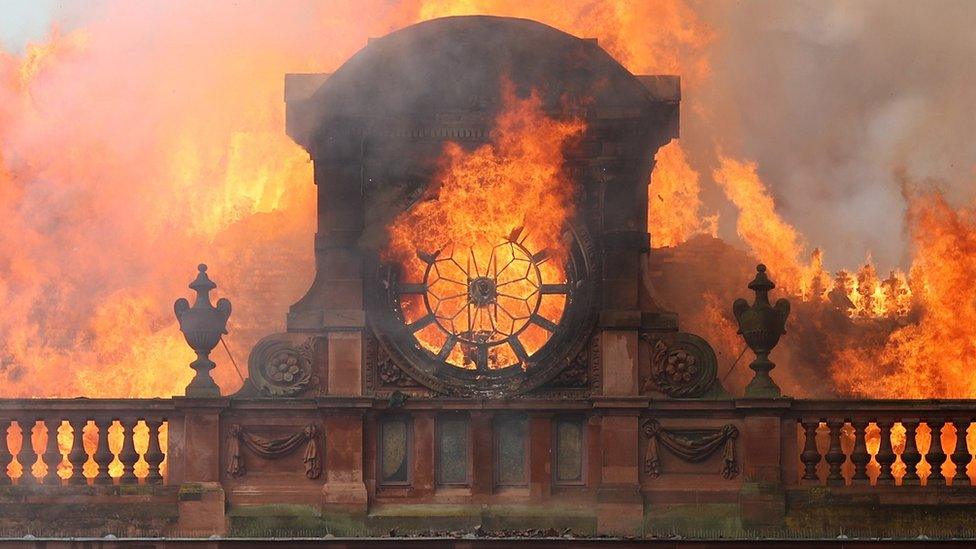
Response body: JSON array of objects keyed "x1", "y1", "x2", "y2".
[
  {"x1": 371, "y1": 223, "x2": 596, "y2": 396},
  {"x1": 394, "y1": 233, "x2": 570, "y2": 372}
]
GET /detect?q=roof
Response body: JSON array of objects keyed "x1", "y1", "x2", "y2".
[{"x1": 286, "y1": 16, "x2": 674, "y2": 150}]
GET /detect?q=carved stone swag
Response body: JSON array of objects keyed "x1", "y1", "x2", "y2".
[
  {"x1": 227, "y1": 423, "x2": 321, "y2": 479},
  {"x1": 641, "y1": 419, "x2": 739, "y2": 480}
]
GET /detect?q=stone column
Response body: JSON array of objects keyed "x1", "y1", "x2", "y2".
[
  {"x1": 599, "y1": 230, "x2": 644, "y2": 398},
  {"x1": 593, "y1": 404, "x2": 645, "y2": 537},
  {"x1": 594, "y1": 228, "x2": 647, "y2": 536},
  {"x1": 528, "y1": 413, "x2": 553, "y2": 501},
  {"x1": 470, "y1": 412, "x2": 493, "y2": 497},
  {"x1": 737, "y1": 400, "x2": 791, "y2": 529},
  {"x1": 412, "y1": 412, "x2": 436, "y2": 498},
  {"x1": 321, "y1": 409, "x2": 369, "y2": 517},
  {"x1": 594, "y1": 235, "x2": 647, "y2": 536},
  {"x1": 170, "y1": 398, "x2": 228, "y2": 536},
  {"x1": 292, "y1": 161, "x2": 367, "y2": 395}
]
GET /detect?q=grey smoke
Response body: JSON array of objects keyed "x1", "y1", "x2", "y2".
[{"x1": 685, "y1": 0, "x2": 976, "y2": 272}]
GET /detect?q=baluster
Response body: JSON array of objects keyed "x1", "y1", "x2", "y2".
[
  {"x1": 0, "y1": 419, "x2": 10, "y2": 485},
  {"x1": 68, "y1": 418, "x2": 89, "y2": 485},
  {"x1": 951, "y1": 419, "x2": 972, "y2": 486},
  {"x1": 901, "y1": 419, "x2": 922, "y2": 486},
  {"x1": 16, "y1": 418, "x2": 36, "y2": 486},
  {"x1": 925, "y1": 420, "x2": 947, "y2": 486},
  {"x1": 876, "y1": 420, "x2": 896, "y2": 486},
  {"x1": 119, "y1": 419, "x2": 139, "y2": 484},
  {"x1": 42, "y1": 419, "x2": 63, "y2": 486},
  {"x1": 799, "y1": 420, "x2": 821, "y2": 483},
  {"x1": 825, "y1": 419, "x2": 845, "y2": 486},
  {"x1": 850, "y1": 420, "x2": 870, "y2": 485},
  {"x1": 93, "y1": 418, "x2": 114, "y2": 485},
  {"x1": 145, "y1": 419, "x2": 165, "y2": 485}
]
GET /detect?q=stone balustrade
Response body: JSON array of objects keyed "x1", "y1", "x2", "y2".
[
  {"x1": 2, "y1": 395, "x2": 976, "y2": 537},
  {"x1": 788, "y1": 400, "x2": 976, "y2": 488},
  {"x1": 0, "y1": 399, "x2": 171, "y2": 486}
]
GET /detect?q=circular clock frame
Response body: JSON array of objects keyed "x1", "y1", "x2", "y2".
[{"x1": 369, "y1": 223, "x2": 597, "y2": 397}]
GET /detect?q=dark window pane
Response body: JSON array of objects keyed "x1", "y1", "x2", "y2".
[
  {"x1": 380, "y1": 417, "x2": 409, "y2": 484},
  {"x1": 438, "y1": 415, "x2": 469, "y2": 485},
  {"x1": 555, "y1": 418, "x2": 583, "y2": 484},
  {"x1": 495, "y1": 416, "x2": 527, "y2": 486}
]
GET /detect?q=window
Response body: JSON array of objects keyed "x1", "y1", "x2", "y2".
[
  {"x1": 494, "y1": 415, "x2": 528, "y2": 487},
  {"x1": 379, "y1": 415, "x2": 410, "y2": 486},
  {"x1": 554, "y1": 417, "x2": 585, "y2": 485},
  {"x1": 437, "y1": 414, "x2": 470, "y2": 486}
]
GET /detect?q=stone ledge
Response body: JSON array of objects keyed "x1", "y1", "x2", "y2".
[
  {"x1": 0, "y1": 484, "x2": 177, "y2": 501},
  {"x1": 788, "y1": 485, "x2": 976, "y2": 506},
  {"x1": 366, "y1": 503, "x2": 597, "y2": 535}
]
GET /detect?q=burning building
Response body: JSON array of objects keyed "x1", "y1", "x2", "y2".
[
  {"x1": 249, "y1": 14, "x2": 685, "y2": 531},
  {"x1": 3, "y1": 12, "x2": 976, "y2": 544}
]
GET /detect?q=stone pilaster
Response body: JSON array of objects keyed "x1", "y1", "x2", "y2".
[
  {"x1": 592, "y1": 404, "x2": 646, "y2": 537},
  {"x1": 170, "y1": 398, "x2": 228, "y2": 536},
  {"x1": 321, "y1": 409, "x2": 369, "y2": 517},
  {"x1": 737, "y1": 399, "x2": 790, "y2": 530}
]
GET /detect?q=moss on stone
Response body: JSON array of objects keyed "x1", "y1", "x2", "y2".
[
  {"x1": 369, "y1": 504, "x2": 481, "y2": 518},
  {"x1": 117, "y1": 484, "x2": 158, "y2": 496},
  {"x1": 645, "y1": 503, "x2": 743, "y2": 537},
  {"x1": 178, "y1": 483, "x2": 206, "y2": 501},
  {"x1": 228, "y1": 504, "x2": 369, "y2": 537},
  {"x1": 483, "y1": 505, "x2": 597, "y2": 534},
  {"x1": 787, "y1": 503, "x2": 976, "y2": 537},
  {"x1": 229, "y1": 503, "x2": 320, "y2": 518},
  {"x1": 365, "y1": 503, "x2": 596, "y2": 536},
  {"x1": 740, "y1": 481, "x2": 784, "y2": 496}
]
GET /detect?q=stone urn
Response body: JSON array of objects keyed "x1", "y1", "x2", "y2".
[
  {"x1": 732, "y1": 264, "x2": 790, "y2": 398},
  {"x1": 174, "y1": 264, "x2": 232, "y2": 397}
]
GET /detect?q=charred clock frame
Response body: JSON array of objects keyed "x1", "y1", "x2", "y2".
[{"x1": 371, "y1": 223, "x2": 597, "y2": 397}]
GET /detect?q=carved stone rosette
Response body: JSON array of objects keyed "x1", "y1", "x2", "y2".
[
  {"x1": 246, "y1": 336, "x2": 320, "y2": 398},
  {"x1": 640, "y1": 332, "x2": 721, "y2": 398}
]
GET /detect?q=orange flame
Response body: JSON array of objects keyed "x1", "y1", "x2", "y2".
[
  {"x1": 711, "y1": 154, "x2": 914, "y2": 318},
  {"x1": 6, "y1": 1, "x2": 970, "y2": 404},
  {"x1": 0, "y1": 0, "x2": 712, "y2": 398},
  {"x1": 648, "y1": 142, "x2": 717, "y2": 248},
  {"x1": 832, "y1": 192, "x2": 976, "y2": 398},
  {"x1": 385, "y1": 88, "x2": 583, "y2": 369},
  {"x1": 712, "y1": 155, "x2": 810, "y2": 294},
  {"x1": 405, "y1": 0, "x2": 714, "y2": 85},
  {"x1": 0, "y1": 6, "x2": 323, "y2": 397}
]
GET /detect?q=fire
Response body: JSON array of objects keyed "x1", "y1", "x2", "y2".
[
  {"x1": 842, "y1": 262, "x2": 913, "y2": 319},
  {"x1": 0, "y1": 1, "x2": 713, "y2": 398},
  {"x1": 405, "y1": 0, "x2": 714, "y2": 85},
  {"x1": 658, "y1": 150, "x2": 976, "y2": 401},
  {"x1": 0, "y1": 4, "x2": 324, "y2": 398},
  {"x1": 15, "y1": 28, "x2": 89, "y2": 90},
  {"x1": 709, "y1": 155, "x2": 915, "y2": 318},
  {"x1": 1, "y1": 0, "x2": 972, "y2": 404},
  {"x1": 832, "y1": 192, "x2": 976, "y2": 398},
  {"x1": 648, "y1": 142, "x2": 717, "y2": 247},
  {"x1": 712, "y1": 156, "x2": 813, "y2": 295},
  {"x1": 385, "y1": 87, "x2": 583, "y2": 369}
]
